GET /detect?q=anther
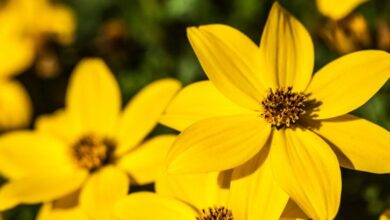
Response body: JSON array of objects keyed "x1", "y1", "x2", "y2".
[
  {"x1": 261, "y1": 87, "x2": 307, "y2": 129},
  {"x1": 196, "y1": 206, "x2": 234, "y2": 220}
]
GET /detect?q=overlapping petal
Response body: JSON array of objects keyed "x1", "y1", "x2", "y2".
[
  {"x1": 160, "y1": 81, "x2": 251, "y2": 131},
  {"x1": 230, "y1": 149, "x2": 289, "y2": 220},
  {"x1": 311, "y1": 114, "x2": 390, "y2": 174},
  {"x1": 0, "y1": 132, "x2": 77, "y2": 179},
  {"x1": 112, "y1": 192, "x2": 197, "y2": 220},
  {"x1": 187, "y1": 24, "x2": 267, "y2": 110},
  {"x1": 167, "y1": 115, "x2": 271, "y2": 174},
  {"x1": 270, "y1": 129, "x2": 341, "y2": 220},
  {"x1": 0, "y1": 171, "x2": 87, "y2": 211},
  {"x1": 316, "y1": 0, "x2": 367, "y2": 20},
  {"x1": 66, "y1": 59, "x2": 121, "y2": 137},
  {"x1": 260, "y1": 2, "x2": 314, "y2": 92},
  {"x1": 117, "y1": 135, "x2": 176, "y2": 185},
  {"x1": 307, "y1": 50, "x2": 390, "y2": 119},
  {"x1": 115, "y1": 79, "x2": 181, "y2": 155},
  {"x1": 80, "y1": 166, "x2": 129, "y2": 220}
]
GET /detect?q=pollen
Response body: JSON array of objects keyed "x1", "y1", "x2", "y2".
[
  {"x1": 196, "y1": 207, "x2": 234, "y2": 220},
  {"x1": 261, "y1": 87, "x2": 307, "y2": 129},
  {"x1": 71, "y1": 134, "x2": 116, "y2": 171}
]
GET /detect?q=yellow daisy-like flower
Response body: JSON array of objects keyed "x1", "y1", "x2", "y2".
[
  {"x1": 0, "y1": 79, "x2": 31, "y2": 130},
  {"x1": 316, "y1": 0, "x2": 367, "y2": 20},
  {"x1": 380, "y1": 209, "x2": 390, "y2": 220},
  {"x1": 0, "y1": 58, "x2": 181, "y2": 220},
  {"x1": 112, "y1": 171, "x2": 306, "y2": 220},
  {"x1": 161, "y1": 2, "x2": 390, "y2": 219},
  {"x1": 0, "y1": 0, "x2": 75, "y2": 77}
]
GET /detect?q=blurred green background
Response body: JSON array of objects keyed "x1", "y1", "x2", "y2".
[{"x1": 2, "y1": 0, "x2": 390, "y2": 219}]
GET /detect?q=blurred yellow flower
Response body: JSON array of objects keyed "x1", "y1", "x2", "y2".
[
  {"x1": 161, "y1": 2, "x2": 390, "y2": 219},
  {"x1": 380, "y1": 209, "x2": 390, "y2": 220},
  {"x1": 0, "y1": 58, "x2": 181, "y2": 220},
  {"x1": 113, "y1": 171, "x2": 306, "y2": 220},
  {"x1": 0, "y1": 79, "x2": 31, "y2": 130},
  {"x1": 0, "y1": 0, "x2": 75, "y2": 77},
  {"x1": 316, "y1": 0, "x2": 367, "y2": 20}
]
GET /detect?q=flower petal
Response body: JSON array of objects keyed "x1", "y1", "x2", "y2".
[
  {"x1": 270, "y1": 129, "x2": 341, "y2": 220},
  {"x1": 155, "y1": 171, "x2": 228, "y2": 211},
  {"x1": 0, "y1": 131, "x2": 77, "y2": 179},
  {"x1": 310, "y1": 114, "x2": 390, "y2": 174},
  {"x1": 66, "y1": 58, "x2": 121, "y2": 136},
  {"x1": 316, "y1": 0, "x2": 367, "y2": 20},
  {"x1": 0, "y1": 170, "x2": 87, "y2": 210},
  {"x1": 187, "y1": 24, "x2": 268, "y2": 110},
  {"x1": 112, "y1": 192, "x2": 197, "y2": 220},
  {"x1": 117, "y1": 135, "x2": 176, "y2": 185},
  {"x1": 307, "y1": 50, "x2": 390, "y2": 119},
  {"x1": 260, "y1": 2, "x2": 314, "y2": 91},
  {"x1": 160, "y1": 81, "x2": 252, "y2": 131},
  {"x1": 37, "y1": 202, "x2": 89, "y2": 220},
  {"x1": 115, "y1": 79, "x2": 181, "y2": 155},
  {"x1": 0, "y1": 79, "x2": 32, "y2": 129},
  {"x1": 79, "y1": 166, "x2": 129, "y2": 220},
  {"x1": 167, "y1": 115, "x2": 271, "y2": 174},
  {"x1": 230, "y1": 149, "x2": 289, "y2": 220},
  {"x1": 280, "y1": 199, "x2": 309, "y2": 219}
]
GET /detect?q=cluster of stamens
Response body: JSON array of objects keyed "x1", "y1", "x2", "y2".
[
  {"x1": 196, "y1": 207, "x2": 234, "y2": 220},
  {"x1": 71, "y1": 134, "x2": 116, "y2": 171},
  {"x1": 261, "y1": 87, "x2": 307, "y2": 129}
]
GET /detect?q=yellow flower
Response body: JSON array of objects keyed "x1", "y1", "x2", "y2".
[
  {"x1": 0, "y1": 58, "x2": 181, "y2": 220},
  {"x1": 160, "y1": 2, "x2": 390, "y2": 219},
  {"x1": 316, "y1": 0, "x2": 367, "y2": 20},
  {"x1": 0, "y1": 0, "x2": 75, "y2": 77},
  {"x1": 380, "y1": 209, "x2": 390, "y2": 220},
  {"x1": 0, "y1": 79, "x2": 31, "y2": 130},
  {"x1": 112, "y1": 171, "x2": 307, "y2": 220}
]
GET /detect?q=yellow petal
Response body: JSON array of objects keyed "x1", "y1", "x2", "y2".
[
  {"x1": 260, "y1": 2, "x2": 314, "y2": 91},
  {"x1": 41, "y1": 4, "x2": 75, "y2": 44},
  {"x1": 115, "y1": 79, "x2": 181, "y2": 155},
  {"x1": 167, "y1": 115, "x2": 271, "y2": 174},
  {"x1": 160, "y1": 81, "x2": 252, "y2": 131},
  {"x1": 380, "y1": 209, "x2": 390, "y2": 220},
  {"x1": 35, "y1": 110, "x2": 79, "y2": 142},
  {"x1": 0, "y1": 131, "x2": 77, "y2": 179},
  {"x1": 66, "y1": 58, "x2": 121, "y2": 137},
  {"x1": 0, "y1": 79, "x2": 32, "y2": 129},
  {"x1": 155, "y1": 171, "x2": 228, "y2": 211},
  {"x1": 79, "y1": 166, "x2": 129, "y2": 220},
  {"x1": 310, "y1": 114, "x2": 390, "y2": 174},
  {"x1": 316, "y1": 0, "x2": 367, "y2": 20},
  {"x1": 187, "y1": 24, "x2": 268, "y2": 110},
  {"x1": 112, "y1": 192, "x2": 197, "y2": 220},
  {"x1": 280, "y1": 199, "x2": 309, "y2": 219},
  {"x1": 270, "y1": 129, "x2": 341, "y2": 220},
  {"x1": 307, "y1": 50, "x2": 390, "y2": 119},
  {"x1": 117, "y1": 135, "x2": 176, "y2": 185},
  {"x1": 37, "y1": 202, "x2": 89, "y2": 220},
  {"x1": 230, "y1": 149, "x2": 289, "y2": 220},
  {"x1": 0, "y1": 170, "x2": 87, "y2": 210}
]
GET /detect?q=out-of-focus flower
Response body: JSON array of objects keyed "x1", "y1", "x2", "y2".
[
  {"x1": 316, "y1": 0, "x2": 367, "y2": 20},
  {"x1": 380, "y1": 209, "x2": 390, "y2": 220},
  {"x1": 0, "y1": 58, "x2": 181, "y2": 220},
  {"x1": 160, "y1": 2, "x2": 390, "y2": 219},
  {"x1": 112, "y1": 171, "x2": 306, "y2": 220},
  {"x1": 0, "y1": 79, "x2": 31, "y2": 130},
  {"x1": 0, "y1": 0, "x2": 75, "y2": 77}
]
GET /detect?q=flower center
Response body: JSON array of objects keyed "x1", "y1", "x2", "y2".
[
  {"x1": 71, "y1": 134, "x2": 116, "y2": 171},
  {"x1": 196, "y1": 207, "x2": 234, "y2": 220},
  {"x1": 261, "y1": 87, "x2": 307, "y2": 129}
]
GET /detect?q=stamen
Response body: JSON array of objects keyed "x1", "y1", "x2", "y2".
[
  {"x1": 71, "y1": 134, "x2": 116, "y2": 171},
  {"x1": 261, "y1": 87, "x2": 307, "y2": 129},
  {"x1": 196, "y1": 207, "x2": 234, "y2": 220}
]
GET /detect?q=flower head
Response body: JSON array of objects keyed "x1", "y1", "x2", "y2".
[
  {"x1": 161, "y1": 2, "x2": 390, "y2": 219},
  {"x1": 0, "y1": 58, "x2": 181, "y2": 219}
]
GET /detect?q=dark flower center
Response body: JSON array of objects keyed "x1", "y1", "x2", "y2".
[
  {"x1": 196, "y1": 207, "x2": 234, "y2": 220},
  {"x1": 261, "y1": 87, "x2": 307, "y2": 129},
  {"x1": 71, "y1": 134, "x2": 116, "y2": 171}
]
